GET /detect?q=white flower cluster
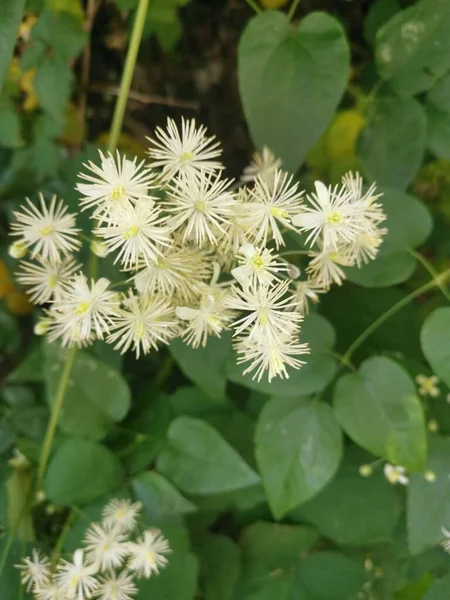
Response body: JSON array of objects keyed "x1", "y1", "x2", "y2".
[
  {"x1": 8, "y1": 118, "x2": 387, "y2": 381},
  {"x1": 16, "y1": 499, "x2": 170, "y2": 600}
]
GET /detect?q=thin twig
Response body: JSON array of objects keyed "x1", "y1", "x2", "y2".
[
  {"x1": 287, "y1": 0, "x2": 301, "y2": 21},
  {"x1": 245, "y1": 0, "x2": 261, "y2": 14},
  {"x1": 89, "y1": 82, "x2": 200, "y2": 110}
]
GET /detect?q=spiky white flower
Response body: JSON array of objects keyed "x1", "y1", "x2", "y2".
[
  {"x1": 35, "y1": 581, "x2": 68, "y2": 600},
  {"x1": 227, "y1": 280, "x2": 302, "y2": 342},
  {"x1": 344, "y1": 230, "x2": 385, "y2": 267},
  {"x1": 56, "y1": 549, "x2": 98, "y2": 600},
  {"x1": 416, "y1": 374, "x2": 440, "y2": 398},
  {"x1": 76, "y1": 151, "x2": 156, "y2": 218},
  {"x1": 384, "y1": 463, "x2": 408, "y2": 486},
  {"x1": 306, "y1": 246, "x2": 353, "y2": 290},
  {"x1": 241, "y1": 146, "x2": 282, "y2": 187},
  {"x1": 108, "y1": 292, "x2": 178, "y2": 358},
  {"x1": 147, "y1": 117, "x2": 222, "y2": 181},
  {"x1": 84, "y1": 523, "x2": 129, "y2": 571},
  {"x1": 10, "y1": 194, "x2": 81, "y2": 262},
  {"x1": 176, "y1": 292, "x2": 232, "y2": 348},
  {"x1": 165, "y1": 171, "x2": 235, "y2": 246},
  {"x1": 16, "y1": 255, "x2": 81, "y2": 304},
  {"x1": 51, "y1": 274, "x2": 119, "y2": 341},
  {"x1": 234, "y1": 330, "x2": 308, "y2": 382},
  {"x1": 46, "y1": 308, "x2": 96, "y2": 348},
  {"x1": 441, "y1": 526, "x2": 450, "y2": 553},
  {"x1": 243, "y1": 170, "x2": 304, "y2": 247},
  {"x1": 127, "y1": 529, "x2": 170, "y2": 579},
  {"x1": 94, "y1": 202, "x2": 171, "y2": 268},
  {"x1": 95, "y1": 570, "x2": 138, "y2": 600},
  {"x1": 294, "y1": 280, "x2": 323, "y2": 315},
  {"x1": 132, "y1": 245, "x2": 212, "y2": 302},
  {"x1": 16, "y1": 549, "x2": 51, "y2": 592},
  {"x1": 231, "y1": 243, "x2": 286, "y2": 287},
  {"x1": 102, "y1": 499, "x2": 142, "y2": 534}
]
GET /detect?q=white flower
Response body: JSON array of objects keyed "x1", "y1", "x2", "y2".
[
  {"x1": 441, "y1": 526, "x2": 450, "y2": 552},
  {"x1": 383, "y1": 463, "x2": 408, "y2": 486},
  {"x1": 147, "y1": 117, "x2": 222, "y2": 181},
  {"x1": 95, "y1": 570, "x2": 137, "y2": 600},
  {"x1": 10, "y1": 194, "x2": 81, "y2": 262},
  {"x1": 217, "y1": 190, "x2": 253, "y2": 264},
  {"x1": 165, "y1": 171, "x2": 235, "y2": 246},
  {"x1": 416, "y1": 374, "x2": 440, "y2": 398},
  {"x1": 244, "y1": 170, "x2": 304, "y2": 247},
  {"x1": 344, "y1": 230, "x2": 385, "y2": 267},
  {"x1": 227, "y1": 280, "x2": 302, "y2": 342},
  {"x1": 241, "y1": 146, "x2": 282, "y2": 188},
  {"x1": 51, "y1": 274, "x2": 119, "y2": 341},
  {"x1": 94, "y1": 201, "x2": 171, "y2": 268},
  {"x1": 35, "y1": 581, "x2": 68, "y2": 600},
  {"x1": 231, "y1": 243, "x2": 286, "y2": 288},
  {"x1": 176, "y1": 292, "x2": 232, "y2": 348},
  {"x1": 293, "y1": 280, "x2": 323, "y2": 315},
  {"x1": 102, "y1": 499, "x2": 142, "y2": 534},
  {"x1": 56, "y1": 549, "x2": 98, "y2": 599},
  {"x1": 127, "y1": 529, "x2": 170, "y2": 579},
  {"x1": 234, "y1": 330, "x2": 308, "y2": 382},
  {"x1": 306, "y1": 246, "x2": 354, "y2": 290},
  {"x1": 16, "y1": 549, "x2": 51, "y2": 592},
  {"x1": 46, "y1": 308, "x2": 96, "y2": 348},
  {"x1": 76, "y1": 150, "x2": 156, "y2": 218},
  {"x1": 16, "y1": 255, "x2": 81, "y2": 304},
  {"x1": 292, "y1": 180, "x2": 360, "y2": 250},
  {"x1": 108, "y1": 292, "x2": 178, "y2": 357},
  {"x1": 84, "y1": 522, "x2": 129, "y2": 571},
  {"x1": 132, "y1": 244, "x2": 212, "y2": 302}
]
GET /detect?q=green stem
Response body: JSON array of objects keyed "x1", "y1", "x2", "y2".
[
  {"x1": 51, "y1": 508, "x2": 76, "y2": 567},
  {"x1": 108, "y1": 0, "x2": 150, "y2": 154},
  {"x1": 37, "y1": 346, "x2": 77, "y2": 485},
  {"x1": 409, "y1": 249, "x2": 450, "y2": 303},
  {"x1": 341, "y1": 270, "x2": 450, "y2": 365},
  {"x1": 245, "y1": 0, "x2": 261, "y2": 13},
  {"x1": 287, "y1": 0, "x2": 301, "y2": 21}
]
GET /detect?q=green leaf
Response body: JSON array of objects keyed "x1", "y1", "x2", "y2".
[
  {"x1": 421, "y1": 308, "x2": 450, "y2": 388},
  {"x1": 44, "y1": 343, "x2": 131, "y2": 440},
  {"x1": 407, "y1": 436, "x2": 450, "y2": 554},
  {"x1": 0, "y1": 309, "x2": 20, "y2": 354},
  {"x1": 157, "y1": 416, "x2": 260, "y2": 495},
  {"x1": 227, "y1": 313, "x2": 337, "y2": 396},
  {"x1": 297, "y1": 552, "x2": 366, "y2": 600},
  {"x1": 334, "y1": 356, "x2": 426, "y2": 471},
  {"x1": 358, "y1": 93, "x2": 427, "y2": 189},
  {"x1": 0, "y1": 99, "x2": 22, "y2": 148},
  {"x1": 45, "y1": 437, "x2": 123, "y2": 505},
  {"x1": 364, "y1": 0, "x2": 401, "y2": 46},
  {"x1": 424, "y1": 573, "x2": 450, "y2": 600},
  {"x1": 346, "y1": 252, "x2": 416, "y2": 288},
  {"x1": 32, "y1": 9, "x2": 87, "y2": 60},
  {"x1": 255, "y1": 396, "x2": 342, "y2": 518},
  {"x1": 132, "y1": 471, "x2": 197, "y2": 519},
  {"x1": 6, "y1": 343, "x2": 44, "y2": 383},
  {"x1": 34, "y1": 58, "x2": 73, "y2": 117},
  {"x1": 196, "y1": 534, "x2": 241, "y2": 600},
  {"x1": 170, "y1": 333, "x2": 232, "y2": 401},
  {"x1": 292, "y1": 448, "x2": 402, "y2": 545},
  {"x1": 238, "y1": 10, "x2": 350, "y2": 173},
  {"x1": 0, "y1": 0, "x2": 26, "y2": 94},
  {"x1": 375, "y1": 0, "x2": 450, "y2": 83},
  {"x1": 137, "y1": 552, "x2": 199, "y2": 600},
  {"x1": 426, "y1": 72, "x2": 450, "y2": 159}
]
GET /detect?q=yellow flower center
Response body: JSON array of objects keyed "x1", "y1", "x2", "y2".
[
  {"x1": 326, "y1": 211, "x2": 343, "y2": 224},
  {"x1": 69, "y1": 575, "x2": 80, "y2": 590},
  {"x1": 111, "y1": 185, "x2": 125, "y2": 201},
  {"x1": 258, "y1": 307, "x2": 269, "y2": 326},
  {"x1": 135, "y1": 319, "x2": 145, "y2": 338},
  {"x1": 179, "y1": 151, "x2": 194, "y2": 163},
  {"x1": 39, "y1": 225, "x2": 54, "y2": 237},
  {"x1": 48, "y1": 275, "x2": 58, "y2": 289},
  {"x1": 250, "y1": 254, "x2": 265, "y2": 270},
  {"x1": 123, "y1": 225, "x2": 139, "y2": 239},
  {"x1": 74, "y1": 301, "x2": 90, "y2": 315},
  {"x1": 195, "y1": 200, "x2": 206, "y2": 212},
  {"x1": 269, "y1": 207, "x2": 289, "y2": 219}
]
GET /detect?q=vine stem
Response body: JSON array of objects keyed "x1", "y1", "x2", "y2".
[
  {"x1": 341, "y1": 269, "x2": 450, "y2": 365},
  {"x1": 108, "y1": 0, "x2": 150, "y2": 154},
  {"x1": 245, "y1": 0, "x2": 261, "y2": 14},
  {"x1": 288, "y1": 0, "x2": 301, "y2": 21},
  {"x1": 37, "y1": 346, "x2": 77, "y2": 485},
  {"x1": 409, "y1": 249, "x2": 450, "y2": 303}
]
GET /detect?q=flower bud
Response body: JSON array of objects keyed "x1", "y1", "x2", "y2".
[
  {"x1": 34, "y1": 319, "x2": 50, "y2": 336},
  {"x1": 8, "y1": 241, "x2": 27, "y2": 259},
  {"x1": 359, "y1": 464, "x2": 373, "y2": 477},
  {"x1": 90, "y1": 240, "x2": 109, "y2": 258}
]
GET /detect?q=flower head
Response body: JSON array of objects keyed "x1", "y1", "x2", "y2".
[
  {"x1": 10, "y1": 194, "x2": 81, "y2": 262},
  {"x1": 76, "y1": 150, "x2": 156, "y2": 218},
  {"x1": 416, "y1": 374, "x2": 440, "y2": 398},
  {"x1": 127, "y1": 529, "x2": 170, "y2": 579},
  {"x1": 95, "y1": 570, "x2": 137, "y2": 600},
  {"x1": 17, "y1": 255, "x2": 81, "y2": 304},
  {"x1": 84, "y1": 522, "x2": 129, "y2": 571},
  {"x1": 231, "y1": 243, "x2": 286, "y2": 288},
  {"x1": 293, "y1": 280, "x2": 323, "y2": 315},
  {"x1": 306, "y1": 246, "x2": 353, "y2": 290},
  {"x1": 441, "y1": 526, "x2": 450, "y2": 552},
  {"x1": 384, "y1": 463, "x2": 408, "y2": 486},
  {"x1": 102, "y1": 499, "x2": 142, "y2": 534},
  {"x1": 56, "y1": 549, "x2": 98, "y2": 599},
  {"x1": 35, "y1": 580, "x2": 69, "y2": 600},
  {"x1": 241, "y1": 146, "x2": 282, "y2": 188},
  {"x1": 16, "y1": 549, "x2": 51, "y2": 592},
  {"x1": 147, "y1": 117, "x2": 222, "y2": 181}
]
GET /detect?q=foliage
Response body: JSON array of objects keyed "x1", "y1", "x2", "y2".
[{"x1": 1, "y1": 0, "x2": 450, "y2": 598}]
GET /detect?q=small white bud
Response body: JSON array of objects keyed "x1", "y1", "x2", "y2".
[
  {"x1": 428, "y1": 419, "x2": 439, "y2": 433},
  {"x1": 359, "y1": 464, "x2": 373, "y2": 478},
  {"x1": 90, "y1": 240, "x2": 109, "y2": 258},
  {"x1": 286, "y1": 263, "x2": 301, "y2": 279},
  {"x1": 424, "y1": 470, "x2": 436, "y2": 482},
  {"x1": 9, "y1": 241, "x2": 27, "y2": 259},
  {"x1": 34, "y1": 319, "x2": 50, "y2": 336}
]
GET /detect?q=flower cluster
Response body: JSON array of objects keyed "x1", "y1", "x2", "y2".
[
  {"x1": 16, "y1": 498, "x2": 170, "y2": 599},
  {"x1": 8, "y1": 118, "x2": 387, "y2": 381}
]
